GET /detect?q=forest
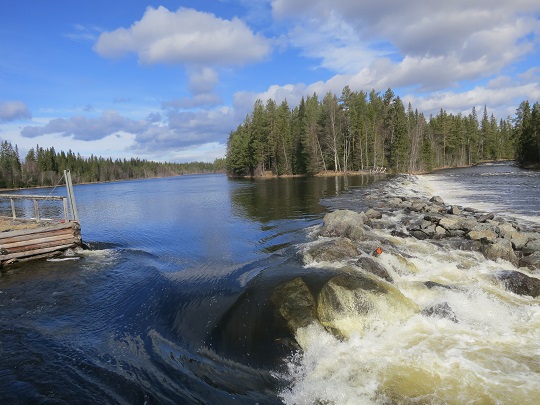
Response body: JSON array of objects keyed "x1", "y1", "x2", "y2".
[
  {"x1": 226, "y1": 86, "x2": 539, "y2": 176},
  {"x1": 0, "y1": 143, "x2": 226, "y2": 189}
]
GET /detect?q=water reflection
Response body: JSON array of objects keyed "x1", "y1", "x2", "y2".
[{"x1": 230, "y1": 174, "x2": 380, "y2": 223}]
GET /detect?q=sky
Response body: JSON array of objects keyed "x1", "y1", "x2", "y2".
[{"x1": 1, "y1": 1, "x2": 539, "y2": 163}]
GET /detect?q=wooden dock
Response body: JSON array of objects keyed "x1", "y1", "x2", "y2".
[{"x1": 0, "y1": 170, "x2": 83, "y2": 267}]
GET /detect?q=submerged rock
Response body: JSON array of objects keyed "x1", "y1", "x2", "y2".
[
  {"x1": 496, "y1": 270, "x2": 540, "y2": 298},
  {"x1": 421, "y1": 302, "x2": 458, "y2": 323},
  {"x1": 316, "y1": 269, "x2": 416, "y2": 340},
  {"x1": 356, "y1": 256, "x2": 393, "y2": 282}
]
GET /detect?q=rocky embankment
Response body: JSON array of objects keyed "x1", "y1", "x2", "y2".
[{"x1": 272, "y1": 188, "x2": 540, "y2": 346}]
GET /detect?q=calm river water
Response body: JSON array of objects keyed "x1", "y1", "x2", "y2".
[{"x1": 0, "y1": 163, "x2": 539, "y2": 404}]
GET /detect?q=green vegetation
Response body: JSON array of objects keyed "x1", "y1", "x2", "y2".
[
  {"x1": 226, "y1": 86, "x2": 523, "y2": 176},
  {"x1": 0, "y1": 143, "x2": 222, "y2": 189},
  {"x1": 514, "y1": 100, "x2": 540, "y2": 166}
]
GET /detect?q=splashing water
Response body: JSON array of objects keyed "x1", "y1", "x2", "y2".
[{"x1": 282, "y1": 170, "x2": 540, "y2": 404}]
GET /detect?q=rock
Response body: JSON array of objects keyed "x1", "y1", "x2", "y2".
[
  {"x1": 357, "y1": 256, "x2": 393, "y2": 282},
  {"x1": 320, "y1": 210, "x2": 366, "y2": 240},
  {"x1": 477, "y1": 212, "x2": 495, "y2": 223},
  {"x1": 496, "y1": 270, "x2": 540, "y2": 298},
  {"x1": 272, "y1": 277, "x2": 317, "y2": 332},
  {"x1": 482, "y1": 239, "x2": 519, "y2": 266},
  {"x1": 448, "y1": 205, "x2": 461, "y2": 215},
  {"x1": 421, "y1": 302, "x2": 458, "y2": 323},
  {"x1": 430, "y1": 196, "x2": 444, "y2": 204},
  {"x1": 409, "y1": 201, "x2": 426, "y2": 212},
  {"x1": 365, "y1": 208, "x2": 383, "y2": 220},
  {"x1": 304, "y1": 238, "x2": 359, "y2": 264},
  {"x1": 435, "y1": 226, "x2": 447, "y2": 236},
  {"x1": 439, "y1": 216, "x2": 462, "y2": 231},
  {"x1": 459, "y1": 218, "x2": 479, "y2": 232},
  {"x1": 424, "y1": 213, "x2": 443, "y2": 223},
  {"x1": 410, "y1": 229, "x2": 429, "y2": 240},
  {"x1": 523, "y1": 239, "x2": 540, "y2": 256},
  {"x1": 468, "y1": 229, "x2": 498, "y2": 243},
  {"x1": 424, "y1": 281, "x2": 452, "y2": 290},
  {"x1": 316, "y1": 269, "x2": 416, "y2": 339},
  {"x1": 519, "y1": 251, "x2": 540, "y2": 270}
]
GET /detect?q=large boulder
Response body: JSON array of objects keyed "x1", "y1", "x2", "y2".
[
  {"x1": 496, "y1": 270, "x2": 540, "y2": 298},
  {"x1": 316, "y1": 270, "x2": 416, "y2": 339},
  {"x1": 482, "y1": 239, "x2": 519, "y2": 266},
  {"x1": 468, "y1": 229, "x2": 498, "y2": 243},
  {"x1": 421, "y1": 302, "x2": 458, "y2": 323},
  {"x1": 519, "y1": 251, "x2": 540, "y2": 271},
  {"x1": 523, "y1": 239, "x2": 540, "y2": 256},
  {"x1": 271, "y1": 277, "x2": 317, "y2": 332},
  {"x1": 303, "y1": 238, "x2": 359, "y2": 264},
  {"x1": 320, "y1": 210, "x2": 366, "y2": 240}
]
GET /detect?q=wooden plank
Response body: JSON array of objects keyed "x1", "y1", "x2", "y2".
[
  {"x1": 1, "y1": 243, "x2": 78, "y2": 261},
  {"x1": 0, "y1": 222, "x2": 79, "y2": 239},
  {"x1": 0, "y1": 228, "x2": 77, "y2": 244},
  {"x1": 0, "y1": 194, "x2": 65, "y2": 201},
  {"x1": 4, "y1": 237, "x2": 79, "y2": 254},
  {"x1": 2, "y1": 234, "x2": 80, "y2": 250}
]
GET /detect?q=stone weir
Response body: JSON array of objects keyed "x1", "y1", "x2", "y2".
[
  {"x1": 271, "y1": 185, "x2": 540, "y2": 344},
  {"x1": 308, "y1": 191, "x2": 540, "y2": 298}
]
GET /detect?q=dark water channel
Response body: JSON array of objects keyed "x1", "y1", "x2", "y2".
[{"x1": 0, "y1": 174, "x2": 380, "y2": 404}]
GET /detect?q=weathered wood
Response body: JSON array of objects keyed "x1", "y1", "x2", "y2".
[
  {"x1": 4, "y1": 238, "x2": 79, "y2": 255},
  {"x1": 1, "y1": 227, "x2": 78, "y2": 244},
  {"x1": 1, "y1": 243, "x2": 78, "y2": 261},
  {"x1": 0, "y1": 194, "x2": 65, "y2": 201},
  {"x1": 2, "y1": 234, "x2": 80, "y2": 250},
  {"x1": 0, "y1": 222, "x2": 79, "y2": 239}
]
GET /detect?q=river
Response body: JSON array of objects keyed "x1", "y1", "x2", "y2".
[{"x1": 0, "y1": 163, "x2": 539, "y2": 404}]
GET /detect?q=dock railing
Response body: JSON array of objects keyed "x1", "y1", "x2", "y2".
[{"x1": 0, "y1": 170, "x2": 79, "y2": 224}]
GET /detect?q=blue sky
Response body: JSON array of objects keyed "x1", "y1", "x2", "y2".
[{"x1": 1, "y1": 1, "x2": 539, "y2": 163}]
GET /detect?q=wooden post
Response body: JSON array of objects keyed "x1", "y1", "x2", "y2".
[
  {"x1": 33, "y1": 199, "x2": 40, "y2": 222},
  {"x1": 10, "y1": 198, "x2": 16, "y2": 219},
  {"x1": 64, "y1": 170, "x2": 79, "y2": 222},
  {"x1": 62, "y1": 198, "x2": 69, "y2": 223}
]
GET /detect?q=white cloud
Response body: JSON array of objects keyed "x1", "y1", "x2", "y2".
[
  {"x1": 271, "y1": 0, "x2": 540, "y2": 92},
  {"x1": 94, "y1": 6, "x2": 271, "y2": 66},
  {"x1": 0, "y1": 101, "x2": 32, "y2": 122}
]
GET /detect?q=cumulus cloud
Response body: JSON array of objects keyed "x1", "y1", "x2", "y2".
[
  {"x1": 0, "y1": 101, "x2": 32, "y2": 122},
  {"x1": 271, "y1": 0, "x2": 540, "y2": 91},
  {"x1": 94, "y1": 6, "x2": 270, "y2": 66},
  {"x1": 20, "y1": 111, "x2": 149, "y2": 141}
]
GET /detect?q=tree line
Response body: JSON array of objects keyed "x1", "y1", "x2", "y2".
[
  {"x1": 514, "y1": 100, "x2": 540, "y2": 166},
  {"x1": 0, "y1": 143, "x2": 225, "y2": 189},
  {"x1": 226, "y1": 86, "x2": 529, "y2": 177}
]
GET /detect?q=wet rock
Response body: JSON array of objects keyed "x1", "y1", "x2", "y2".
[
  {"x1": 519, "y1": 251, "x2": 540, "y2": 271},
  {"x1": 430, "y1": 196, "x2": 444, "y2": 204},
  {"x1": 271, "y1": 277, "x2": 317, "y2": 332},
  {"x1": 356, "y1": 256, "x2": 393, "y2": 282},
  {"x1": 421, "y1": 302, "x2": 458, "y2": 323},
  {"x1": 496, "y1": 270, "x2": 540, "y2": 298},
  {"x1": 448, "y1": 205, "x2": 461, "y2": 215},
  {"x1": 320, "y1": 210, "x2": 366, "y2": 240},
  {"x1": 409, "y1": 201, "x2": 426, "y2": 212},
  {"x1": 410, "y1": 229, "x2": 429, "y2": 240},
  {"x1": 523, "y1": 239, "x2": 540, "y2": 256},
  {"x1": 304, "y1": 238, "x2": 359, "y2": 263},
  {"x1": 468, "y1": 229, "x2": 498, "y2": 243},
  {"x1": 460, "y1": 218, "x2": 480, "y2": 232},
  {"x1": 390, "y1": 229, "x2": 410, "y2": 238},
  {"x1": 424, "y1": 281, "x2": 452, "y2": 290},
  {"x1": 439, "y1": 216, "x2": 462, "y2": 231},
  {"x1": 316, "y1": 269, "x2": 417, "y2": 339},
  {"x1": 365, "y1": 208, "x2": 383, "y2": 220},
  {"x1": 477, "y1": 212, "x2": 495, "y2": 223},
  {"x1": 482, "y1": 239, "x2": 519, "y2": 266}
]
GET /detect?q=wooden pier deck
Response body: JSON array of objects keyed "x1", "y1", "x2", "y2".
[{"x1": 0, "y1": 170, "x2": 83, "y2": 267}]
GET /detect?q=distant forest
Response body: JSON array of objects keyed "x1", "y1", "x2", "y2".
[
  {"x1": 226, "y1": 86, "x2": 540, "y2": 176},
  {"x1": 0, "y1": 143, "x2": 226, "y2": 189}
]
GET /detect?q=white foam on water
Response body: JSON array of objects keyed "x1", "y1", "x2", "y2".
[{"x1": 283, "y1": 175, "x2": 540, "y2": 404}]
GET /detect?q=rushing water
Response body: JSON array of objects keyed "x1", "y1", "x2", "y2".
[{"x1": 0, "y1": 164, "x2": 539, "y2": 404}]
